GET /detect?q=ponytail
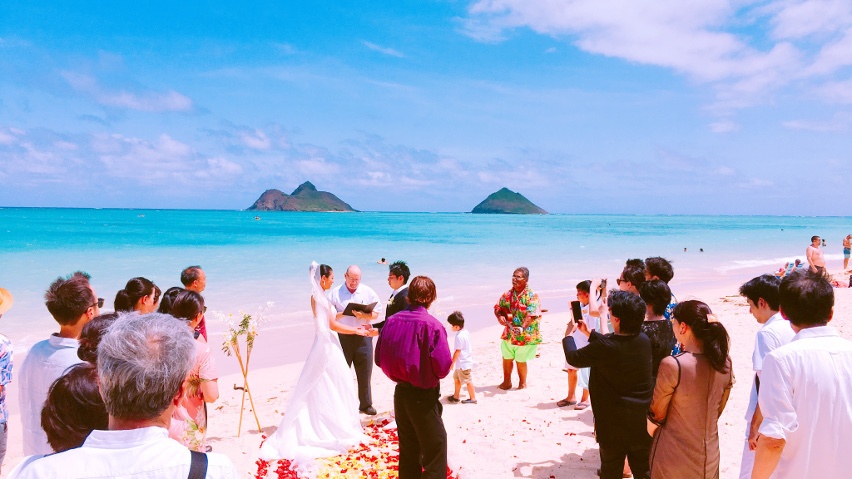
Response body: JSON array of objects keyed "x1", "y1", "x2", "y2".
[
  {"x1": 671, "y1": 300, "x2": 730, "y2": 373},
  {"x1": 113, "y1": 289, "x2": 133, "y2": 312},
  {"x1": 113, "y1": 277, "x2": 158, "y2": 313}
]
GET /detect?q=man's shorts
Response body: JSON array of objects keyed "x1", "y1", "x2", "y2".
[
  {"x1": 500, "y1": 340, "x2": 537, "y2": 362},
  {"x1": 844, "y1": 247, "x2": 850, "y2": 259},
  {"x1": 453, "y1": 368, "x2": 473, "y2": 385}
]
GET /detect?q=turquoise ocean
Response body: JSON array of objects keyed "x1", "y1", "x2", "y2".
[{"x1": 2, "y1": 208, "x2": 850, "y2": 366}]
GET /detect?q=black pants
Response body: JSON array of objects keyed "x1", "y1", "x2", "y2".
[
  {"x1": 394, "y1": 383, "x2": 447, "y2": 479},
  {"x1": 338, "y1": 333, "x2": 373, "y2": 410},
  {"x1": 599, "y1": 442, "x2": 650, "y2": 479}
]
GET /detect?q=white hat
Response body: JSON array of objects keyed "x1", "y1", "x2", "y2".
[{"x1": 0, "y1": 288, "x2": 13, "y2": 315}]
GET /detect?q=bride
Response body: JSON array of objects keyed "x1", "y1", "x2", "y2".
[{"x1": 260, "y1": 262, "x2": 374, "y2": 471}]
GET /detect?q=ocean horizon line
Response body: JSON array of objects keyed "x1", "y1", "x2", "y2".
[{"x1": 1, "y1": 205, "x2": 850, "y2": 219}]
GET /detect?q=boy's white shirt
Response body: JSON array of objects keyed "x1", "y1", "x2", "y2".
[{"x1": 453, "y1": 329, "x2": 474, "y2": 370}]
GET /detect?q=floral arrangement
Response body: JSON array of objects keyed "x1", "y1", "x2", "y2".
[
  {"x1": 218, "y1": 302, "x2": 273, "y2": 436},
  {"x1": 254, "y1": 418, "x2": 460, "y2": 479}
]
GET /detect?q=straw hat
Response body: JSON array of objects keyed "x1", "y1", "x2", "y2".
[{"x1": 0, "y1": 288, "x2": 13, "y2": 315}]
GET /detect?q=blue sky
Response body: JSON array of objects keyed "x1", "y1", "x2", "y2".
[{"x1": 1, "y1": 0, "x2": 851, "y2": 214}]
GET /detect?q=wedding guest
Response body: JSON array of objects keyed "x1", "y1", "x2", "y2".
[
  {"x1": 77, "y1": 313, "x2": 119, "y2": 363},
  {"x1": 10, "y1": 313, "x2": 238, "y2": 478},
  {"x1": 328, "y1": 265, "x2": 382, "y2": 416},
  {"x1": 0, "y1": 287, "x2": 14, "y2": 472},
  {"x1": 376, "y1": 260, "x2": 410, "y2": 330},
  {"x1": 560, "y1": 280, "x2": 598, "y2": 410},
  {"x1": 753, "y1": 270, "x2": 852, "y2": 479},
  {"x1": 41, "y1": 362, "x2": 108, "y2": 452},
  {"x1": 157, "y1": 286, "x2": 185, "y2": 316},
  {"x1": 644, "y1": 257, "x2": 674, "y2": 284},
  {"x1": 737, "y1": 274, "x2": 794, "y2": 479},
  {"x1": 494, "y1": 267, "x2": 541, "y2": 390},
  {"x1": 638, "y1": 280, "x2": 676, "y2": 379},
  {"x1": 618, "y1": 262, "x2": 645, "y2": 295},
  {"x1": 169, "y1": 291, "x2": 219, "y2": 452},
  {"x1": 19, "y1": 272, "x2": 100, "y2": 455},
  {"x1": 375, "y1": 276, "x2": 452, "y2": 479},
  {"x1": 563, "y1": 290, "x2": 653, "y2": 479},
  {"x1": 114, "y1": 277, "x2": 160, "y2": 313},
  {"x1": 647, "y1": 301, "x2": 733, "y2": 479},
  {"x1": 645, "y1": 256, "x2": 678, "y2": 320},
  {"x1": 446, "y1": 311, "x2": 476, "y2": 404},
  {"x1": 181, "y1": 266, "x2": 208, "y2": 340}
]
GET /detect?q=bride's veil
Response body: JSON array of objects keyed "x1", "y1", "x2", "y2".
[{"x1": 309, "y1": 261, "x2": 330, "y2": 310}]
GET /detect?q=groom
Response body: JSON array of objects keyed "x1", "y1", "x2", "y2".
[{"x1": 328, "y1": 264, "x2": 382, "y2": 415}]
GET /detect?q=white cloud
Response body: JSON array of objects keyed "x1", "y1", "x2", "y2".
[
  {"x1": 61, "y1": 71, "x2": 194, "y2": 112},
  {"x1": 783, "y1": 111, "x2": 852, "y2": 131},
  {"x1": 545, "y1": 47, "x2": 557, "y2": 53},
  {"x1": 767, "y1": 0, "x2": 852, "y2": 40},
  {"x1": 709, "y1": 119, "x2": 740, "y2": 133},
  {"x1": 240, "y1": 129, "x2": 272, "y2": 150},
  {"x1": 816, "y1": 79, "x2": 852, "y2": 103},
  {"x1": 463, "y1": 0, "x2": 852, "y2": 113},
  {"x1": 362, "y1": 40, "x2": 405, "y2": 58}
]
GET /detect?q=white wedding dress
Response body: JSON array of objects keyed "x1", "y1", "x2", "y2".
[{"x1": 260, "y1": 262, "x2": 368, "y2": 474}]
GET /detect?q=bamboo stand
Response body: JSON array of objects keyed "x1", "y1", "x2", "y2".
[{"x1": 231, "y1": 338, "x2": 262, "y2": 436}]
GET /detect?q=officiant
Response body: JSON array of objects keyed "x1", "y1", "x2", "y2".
[{"x1": 328, "y1": 264, "x2": 382, "y2": 416}]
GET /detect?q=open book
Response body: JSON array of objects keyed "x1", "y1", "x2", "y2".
[{"x1": 342, "y1": 301, "x2": 378, "y2": 317}]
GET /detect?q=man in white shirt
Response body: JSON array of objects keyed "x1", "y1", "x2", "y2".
[
  {"x1": 738, "y1": 274, "x2": 795, "y2": 479},
  {"x1": 18, "y1": 272, "x2": 100, "y2": 455},
  {"x1": 11, "y1": 312, "x2": 238, "y2": 478},
  {"x1": 753, "y1": 270, "x2": 852, "y2": 479},
  {"x1": 327, "y1": 264, "x2": 382, "y2": 415}
]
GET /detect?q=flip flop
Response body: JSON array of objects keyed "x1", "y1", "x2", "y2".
[
  {"x1": 556, "y1": 399, "x2": 577, "y2": 407},
  {"x1": 574, "y1": 401, "x2": 590, "y2": 410},
  {"x1": 447, "y1": 395, "x2": 460, "y2": 403}
]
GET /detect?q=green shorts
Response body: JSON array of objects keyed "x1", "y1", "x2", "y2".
[{"x1": 500, "y1": 340, "x2": 537, "y2": 362}]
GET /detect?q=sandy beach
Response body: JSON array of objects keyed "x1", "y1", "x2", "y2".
[{"x1": 2, "y1": 265, "x2": 851, "y2": 478}]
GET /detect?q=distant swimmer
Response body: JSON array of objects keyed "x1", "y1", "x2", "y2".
[
  {"x1": 700, "y1": 248, "x2": 704, "y2": 253},
  {"x1": 683, "y1": 248, "x2": 687, "y2": 253},
  {"x1": 254, "y1": 216, "x2": 260, "y2": 220},
  {"x1": 377, "y1": 258, "x2": 387, "y2": 264}
]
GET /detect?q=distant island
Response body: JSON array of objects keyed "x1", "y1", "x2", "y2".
[
  {"x1": 247, "y1": 182, "x2": 357, "y2": 212},
  {"x1": 471, "y1": 187, "x2": 547, "y2": 214}
]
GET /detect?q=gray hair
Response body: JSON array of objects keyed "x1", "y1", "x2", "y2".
[
  {"x1": 97, "y1": 312, "x2": 196, "y2": 420},
  {"x1": 514, "y1": 267, "x2": 530, "y2": 280}
]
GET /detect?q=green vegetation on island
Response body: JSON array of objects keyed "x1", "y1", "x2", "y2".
[
  {"x1": 247, "y1": 182, "x2": 357, "y2": 212},
  {"x1": 471, "y1": 187, "x2": 547, "y2": 214}
]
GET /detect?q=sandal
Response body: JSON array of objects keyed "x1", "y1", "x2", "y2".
[
  {"x1": 556, "y1": 399, "x2": 577, "y2": 407},
  {"x1": 574, "y1": 401, "x2": 590, "y2": 410},
  {"x1": 461, "y1": 399, "x2": 477, "y2": 404},
  {"x1": 447, "y1": 395, "x2": 460, "y2": 403}
]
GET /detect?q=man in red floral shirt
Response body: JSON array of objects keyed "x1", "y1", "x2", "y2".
[{"x1": 494, "y1": 267, "x2": 541, "y2": 390}]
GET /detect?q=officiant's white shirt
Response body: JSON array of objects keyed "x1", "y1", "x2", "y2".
[{"x1": 327, "y1": 284, "x2": 382, "y2": 329}]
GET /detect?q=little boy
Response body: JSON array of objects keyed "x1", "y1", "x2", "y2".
[{"x1": 446, "y1": 311, "x2": 476, "y2": 404}]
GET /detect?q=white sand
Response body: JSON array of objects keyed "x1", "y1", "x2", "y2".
[{"x1": 3, "y1": 271, "x2": 852, "y2": 478}]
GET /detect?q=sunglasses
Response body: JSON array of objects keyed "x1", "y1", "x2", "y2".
[
  {"x1": 203, "y1": 306, "x2": 208, "y2": 313},
  {"x1": 616, "y1": 278, "x2": 626, "y2": 285},
  {"x1": 92, "y1": 297, "x2": 105, "y2": 309}
]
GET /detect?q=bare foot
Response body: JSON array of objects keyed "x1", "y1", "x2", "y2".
[
  {"x1": 517, "y1": 383, "x2": 527, "y2": 389},
  {"x1": 497, "y1": 382, "x2": 513, "y2": 390}
]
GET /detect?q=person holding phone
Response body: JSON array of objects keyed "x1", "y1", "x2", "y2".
[{"x1": 559, "y1": 280, "x2": 600, "y2": 410}]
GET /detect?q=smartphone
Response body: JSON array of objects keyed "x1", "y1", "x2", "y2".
[
  {"x1": 571, "y1": 300, "x2": 583, "y2": 322},
  {"x1": 600, "y1": 278, "x2": 607, "y2": 292}
]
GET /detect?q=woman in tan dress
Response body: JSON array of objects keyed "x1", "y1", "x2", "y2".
[{"x1": 647, "y1": 300, "x2": 734, "y2": 479}]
